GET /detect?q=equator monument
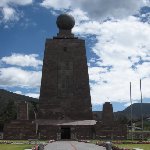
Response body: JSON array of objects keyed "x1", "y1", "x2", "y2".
[{"x1": 36, "y1": 13, "x2": 94, "y2": 140}]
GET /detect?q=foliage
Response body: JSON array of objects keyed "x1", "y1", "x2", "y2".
[
  {"x1": 0, "y1": 89, "x2": 38, "y2": 131},
  {"x1": 0, "y1": 100, "x2": 17, "y2": 122}
]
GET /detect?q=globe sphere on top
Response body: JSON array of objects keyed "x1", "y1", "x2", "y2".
[{"x1": 56, "y1": 14, "x2": 75, "y2": 30}]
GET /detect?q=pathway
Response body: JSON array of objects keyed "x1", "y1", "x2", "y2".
[{"x1": 44, "y1": 141, "x2": 106, "y2": 150}]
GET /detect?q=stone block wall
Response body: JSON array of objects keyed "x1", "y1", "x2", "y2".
[
  {"x1": 3, "y1": 120, "x2": 36, "y2": 140},
  {"x1": 95, "y1": 122, "x2": 127, "y2": 140}
]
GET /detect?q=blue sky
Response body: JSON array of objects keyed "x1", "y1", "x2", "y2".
[{"x1": 0, "y1": 0, "x2": 150, "y2": 112}]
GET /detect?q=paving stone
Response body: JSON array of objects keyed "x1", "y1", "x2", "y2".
[{"x1": 44, "y1": 141, "x2": 106, "y2": 150}]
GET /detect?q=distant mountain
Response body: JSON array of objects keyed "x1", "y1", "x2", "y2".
[
  {"x1": 93, "y1": 103, "x2": 150, "y2": 121},
  {"x1": 115, "y1": 103, "x2": 150, "y2": 120}
]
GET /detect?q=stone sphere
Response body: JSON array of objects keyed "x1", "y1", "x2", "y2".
[{"x1": 56, "y1": 14, "x2": 75, "y2": 30}]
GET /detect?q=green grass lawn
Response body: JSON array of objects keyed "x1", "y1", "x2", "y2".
[
  {"x1": 0, "y1": 144, "x2": 32, "y2": 150},
  {"x1": 115, "y1": 144, "x2": 150, "y2": 150}
]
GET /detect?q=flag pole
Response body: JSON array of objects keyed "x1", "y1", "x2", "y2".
[
  {"x1": 130, "y1": 82, "x2": 133, "y2": 141},
  {"x1": 140, "y1": 79, "x2": 143, "y2": 141}
]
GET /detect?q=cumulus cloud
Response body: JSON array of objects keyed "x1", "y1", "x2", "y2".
[
  {"x1": 14, "y1": 90, "x2": 39, "y2": 99},
  {"x1": 0, "y1": 0, "x2": 33, "y2": 22},
  {"x1": 0, "y1": 67, "x2": 41, "y2": 88},
  {"x1": 72, "y1": 15, "x2": 150, "y2": 105},
  {"x1": 2, "y1": 7, "x2": 19, "y2": 22},
  {"x1": 40, "y1": 0, "x2": 71, "y2": 10},
  {"x1": 25, "y1": 93, "x2": 39, "y2": 98},
  {"x1": 14, "y1": 91, "x2": 22, "y2": 94},
  {"x1": 75, "y1": 0, "x2": 149, "y2": 19},
  {"x1": 41, "y1": 0, "x2": 150, "y2": 19},
  {"x1": 0, "y1": 0, "x2": 33, "y2": 6},
  {"x1": 69, "y1": 8, "x2": 89, "y2": 25},
  {"x1": 1, "y1": 53, "x2": 43, "y2": 68},
  {"x1": 0, "y1": 53, "x2": 42, "y2": 98}
]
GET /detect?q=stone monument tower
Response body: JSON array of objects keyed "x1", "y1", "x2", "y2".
[
  {"x1": 38, "y1": 14, "x2": 93, "y2": 120},
  {"x1": 102, "y1": 102, "x2": 114, "y2": 124}
]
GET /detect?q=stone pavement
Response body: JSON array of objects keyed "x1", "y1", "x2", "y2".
[{"x1": 44, "y1": 141, "x2": 106, "y2": 150}]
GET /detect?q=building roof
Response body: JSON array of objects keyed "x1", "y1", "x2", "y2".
[{"x1": 34, "y1": 119, "x2": 97, "y2": 126}]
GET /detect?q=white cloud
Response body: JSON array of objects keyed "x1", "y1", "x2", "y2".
[
  {"x1": 88, "y1": 67, "x2": 107, "y2": 82},
  {"x1": 73, "y1": 20, "x2": 101, "y2": 35},
  {"x1": 1, "y1": 53, "x2": 43, "y2": 68},
  {"x1": 75, "y1": 0, "x2": 149, "y2": 19},
  {"x1": 0, "y1": 0, "x2": 33, "y2": 7},
  {"x1": 0, "y1": 0, "x2": 33, "y2": 22},
  {"x1": 14, "y1": 90, "x2": 39, "y2": 98},
  {"x1": 14, "y1": 90, "x2": 22, "y2": 94},
  {"x1": 69, "y1": 8, "x2": 89, "y2": 24},
  {"x1": 0, "y1": 67, "x2": 42, "y2": 88},
  {"x1": 73, "y1": 16, "x2": 150, "y2": 105},
  {"x1": 2, "y1": 7, "x2": 19, "y2": 22},
  {"x1": 40, "y1": 0, "x2": 71, "y2": 10},
  {"x1": 25, "y1": 93, "x2": 39, "y2": 98},
  {"x1": 41, "y1": 0, "x2": 150, "y2": 19},
  {"x1": 137, "y1": 62, "x2": 150, "y2": 78}
]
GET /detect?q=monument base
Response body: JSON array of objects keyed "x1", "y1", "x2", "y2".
[{"x1": 35, "y1": 119, "x2": 96, "y2": 140}]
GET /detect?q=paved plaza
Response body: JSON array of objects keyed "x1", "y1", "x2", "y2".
[{"x1": 44, "y1": 141, "x2": 106, "y2": 150}]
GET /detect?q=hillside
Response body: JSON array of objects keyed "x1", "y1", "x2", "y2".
[
  {"x1": 115, "y1": 103, "x2": 150, "y2": 120},
  {"x1": 0, "y1": 89, "x2": 38, "y2": 114},
  {"x1": 0, "y1": 89, "x2": 38, "y2": 130},
  {"x1": 0, "y1": 89, "x2": 38, "y2": 102}
]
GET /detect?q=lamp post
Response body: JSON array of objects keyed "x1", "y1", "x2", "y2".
[
  {"x1": 140, "y1": 79, "x2": 143, "y2": 141},
  {"x1": 130, "y1": 82, "x2": 133, "y2": 141}
]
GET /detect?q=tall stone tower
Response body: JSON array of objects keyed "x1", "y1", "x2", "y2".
[
  {"x1": 102, "y1": 102, "x2": 114, "y2": 124},
  {"x1": 38, "y1": 14, "x2": 92, "y2": 120}
]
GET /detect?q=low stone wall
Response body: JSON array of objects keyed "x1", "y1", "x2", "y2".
[
  {"x1": 3, "y1": 120, "x2": 37, "y2": 140},
  {"x1": 95, "y1": 122, "x2": 127, "y2": 140}
]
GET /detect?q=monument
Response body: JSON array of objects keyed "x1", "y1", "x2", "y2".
[
  {"x1": 35, "y1": 14, "x2": 95, "y2": 140},
  {"x1": 102, "y1": 102, "x2": 114, "y2": 124},
  {"x1": 38, "y1": 14, "x2": 93, "y2": 120},
  {"x1": 4, "y1": 14, "x2": 95, "y2": 140}
]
